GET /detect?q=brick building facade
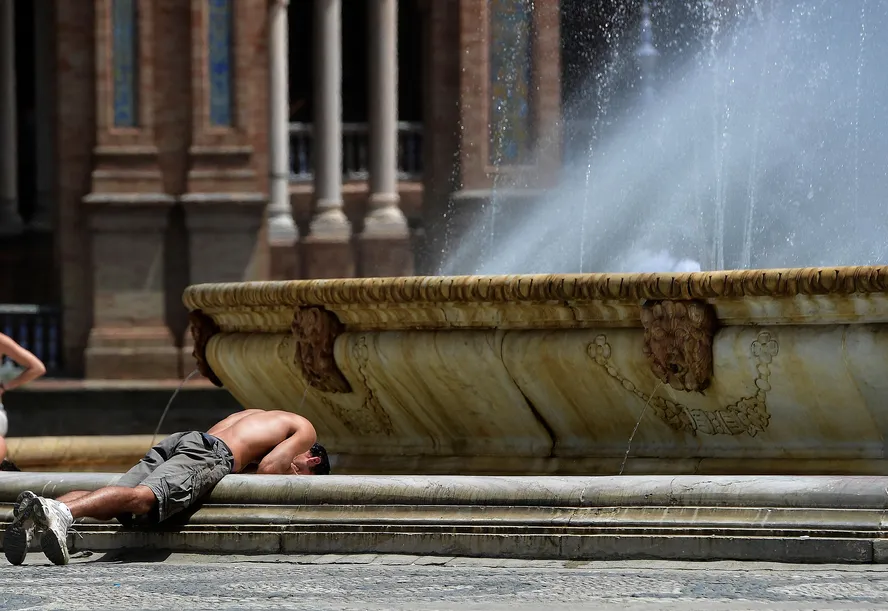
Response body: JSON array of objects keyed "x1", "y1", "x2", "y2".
[{"x1": 0, "y1": 0, "x2": 563, "y2": 380}]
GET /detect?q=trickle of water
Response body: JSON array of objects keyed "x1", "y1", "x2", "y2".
[
  {"x1": 150, "y1": 369, "x2": 201, "y2": 448},
  {"x1": 618, "y1": 380, "x2": 664, "y2": 476}
]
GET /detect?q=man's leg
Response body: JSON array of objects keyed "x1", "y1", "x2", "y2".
[
  {"x1": 56, "y1": 491, "x2": 91, "y2": 504},
  {"x1": 29, "y1": 485, "x2": 157, "y2": 566},
  {"x1": 62, "y1": 486, "x2": 156, "y2": 521},
  {"x1": 3, "y1": 434, "x2": 184, "y2": 567}
]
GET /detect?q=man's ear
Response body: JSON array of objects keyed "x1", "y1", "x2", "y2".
[{"x1": 308, "y1": 456, "x2": 321, "y2": 466}]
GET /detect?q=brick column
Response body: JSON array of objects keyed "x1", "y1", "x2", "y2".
[
  {"x1": 303, "y1": 0, "x2": 354, "y2": 279},
  {"x1": 31, "y1": 0, "x2": 55, "y2": 232},
  {"x1": 358, "y1": 0, "x2": 413, "y2": 278},
  {"x1": 84, "y1": 0, "x2": 178, "y2": 379},
  {"x1": 182, "y1": 0, "x2": 269, "y2": 364},
  {"x1": 417, "y1": 0, "x2": 460, "y2": 274},
  {"x1": 450, "y1": 0, "x2": 562, "y2": 237},
  {"x1": 0, "y1": 0, "x2": 22, "y2": 235}
]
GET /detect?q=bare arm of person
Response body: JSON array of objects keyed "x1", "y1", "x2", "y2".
[
  {"x1": 255, "y1": 422, "x2": 317, "y2": 475},
  {"x1": 0, "y1": 334, "x2": 46, "y2": 393}
]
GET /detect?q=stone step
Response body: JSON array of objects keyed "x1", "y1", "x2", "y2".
[{"x1": 2, "y1": 473, "x2": 887, "y2": 563}]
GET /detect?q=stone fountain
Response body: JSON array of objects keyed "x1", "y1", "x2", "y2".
[
  {"x1": 6, "y1": 267, "x2": 888, "y2": 564},
  {"x1": 6, "y1": 1, "x2": 888, "y2": 563},
  {"x1": 182, "y1": 265, "x2": 888, "y2": 477}
]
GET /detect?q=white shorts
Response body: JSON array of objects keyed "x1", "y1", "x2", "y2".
[{"x1": 0, "y1": 407, "x2": 7, "y2": 437}]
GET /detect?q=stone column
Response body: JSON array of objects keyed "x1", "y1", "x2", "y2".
[
  {"x1": 268, "y1": 0, "x2": 299, "y2": 279},
  {"x1": 0, "y1": 0, "x2": 22, "y2": 235},
  {"x1": 303, "y1": 0, "x2": 353, "y2": 279},
  {"x1": 358, "y1": 0, "x2": 413, "y2": 277}
]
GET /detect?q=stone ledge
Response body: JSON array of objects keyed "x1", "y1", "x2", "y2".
[
  {"x1": 2, "y1": 474, "x2": 886, "y2": 563},
  {"x1": 183, "y1": 266, "x2": 888, "y2": 313},
  {"x1": 0, "y1": 524, "x2": 880, "y2": 564},
  {"x1": 182, "y1": 267, "x2": 888, "y2": 332},
  {"x1": 3, "y1": 473, "x2": 888, "y2": 508}
]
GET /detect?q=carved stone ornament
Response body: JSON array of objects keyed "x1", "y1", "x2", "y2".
[
  {"x1": 291, "y1": 306, "x2": 353, "y2": 394},
  {"x1": 188, "y1": 309, "x2": 224, "y2": 388},
  {"x1": 640, "y1": 300, "x2": 716, "y2": 392}
]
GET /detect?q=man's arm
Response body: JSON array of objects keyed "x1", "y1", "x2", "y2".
[{"x1": 255, "y1": 421, "x2": 317, "y2": 475}]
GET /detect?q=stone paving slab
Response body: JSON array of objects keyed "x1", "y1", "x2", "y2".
[{"x1": 3, "y1": 554, "x2": 888, "y2": 610}]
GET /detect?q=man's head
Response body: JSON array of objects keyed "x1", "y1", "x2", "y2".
[{"x1": 291, "y1": 442, "x2": 331, "y2": 475}]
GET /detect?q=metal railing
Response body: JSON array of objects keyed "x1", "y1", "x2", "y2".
[
  {"x1": 0, "y1": 304, "x2": 63, "y2": 376},
  {"x1": 289, "y1": 121, "x2": 424, "y2": 183}
]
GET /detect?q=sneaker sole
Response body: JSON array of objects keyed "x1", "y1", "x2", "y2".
[
  {"x1": 38, "y1": 529, "x2": 69, "y2": 566},
  {"x1": 3, "y1": 523, "x2": 30, "y2": 565},
  {"x1": 3, "y1": 491, "x2": 37, "y2": 565},
  {"x1": 32, "y1": 500, "x2": 70, "y2": 566}
]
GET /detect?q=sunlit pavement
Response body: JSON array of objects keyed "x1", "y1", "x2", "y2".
[{"x1": 1, "y1": 554, "x2": 888, "y2": 610}]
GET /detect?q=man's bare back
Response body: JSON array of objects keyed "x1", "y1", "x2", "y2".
[{"x1": 208, "y1": 409, "x2": 318, "y2": 473}]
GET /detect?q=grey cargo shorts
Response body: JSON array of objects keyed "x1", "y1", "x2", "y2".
[{"x1": 115, "y1": 431, "x2": 234, "y2": 526}]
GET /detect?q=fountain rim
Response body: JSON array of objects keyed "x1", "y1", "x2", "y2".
[{"x1": 184, "y1": 265, "x2": 888, "y2": 311}]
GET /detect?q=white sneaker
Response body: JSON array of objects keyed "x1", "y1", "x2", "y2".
[
  {"x1": 3, "y1": 490, "x2": 38, "y2": 565},
  {"x1": 31, "y1": 497, "x2": 74, "y2": 566}
]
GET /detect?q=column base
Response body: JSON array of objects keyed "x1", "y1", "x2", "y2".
[
  {"x1": 84, "y1": 194, "x2": 178, "y2": 380},
  {"x1": 182, "y1": 193, "x2": 267, "y2": 284},
  {"x1": 269, "y1": 242, "x2": 301, "y2": 280},
  {"x1": 301, "y1": 237, "x2": 355, "y2": 279},
  {"x1": 85, "y1": 327, "x2": 181, "y2": 380},
  {"x1": 357, "y1": 235, "x2": 415, "y2": 278}
]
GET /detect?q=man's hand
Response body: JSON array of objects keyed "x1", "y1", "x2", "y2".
[{"x1": 256, "y1": 457, "x2": 297, "y2": 475}]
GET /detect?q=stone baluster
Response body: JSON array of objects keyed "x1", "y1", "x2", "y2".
[
  {"x1": 358, "y1": 0, "x2": 413, "y2": 277},
  {"x1": 268, "y1": 0, "x2": 297, "y2": 244},
  {"x1": 267, "y1": 0, "x2": 299, "y2": 278},
  {"x1": 303, "y1": 0, "x2": 354, "y2": 279}
]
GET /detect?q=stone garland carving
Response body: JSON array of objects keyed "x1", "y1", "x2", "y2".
[
  {"x1": 640, "y1": 300, "x2": 716, "y2": 393},
  {"x1": 184, "y1": 266, "x2": 888, "y2": 313},
  {"x1": 291, "y1": 307, "x2": 353, "y2": 394},
  {"x1": 319, "y1": 335, "x2": 394, "y2": 437},
  {"x1": 587, "y1": 331, "x2": 778, "y2": 437},
  {"x1": 188, "y1": 309, "x2": 224, "y2": 388}
]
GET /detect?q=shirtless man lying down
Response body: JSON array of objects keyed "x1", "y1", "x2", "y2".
[{"x1": 3, "y1": 409, "x2": 330, "y2": 566}]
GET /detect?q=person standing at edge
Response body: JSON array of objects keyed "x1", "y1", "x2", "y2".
[
  {"x1": 0, "y1": 332, "x2": 48, "y2": 470},
  {"x1": 3, "y1": 408, "x2": 331, "y2": 566}
]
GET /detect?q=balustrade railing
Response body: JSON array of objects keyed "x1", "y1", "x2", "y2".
[
  {"x1": 0, "y1": 304, "x2": 63, "y2": 377},
  {"x1": 289, "y1": 121, "x2": 423, "y2": 183}
]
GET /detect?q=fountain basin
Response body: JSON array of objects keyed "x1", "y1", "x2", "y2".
[{"x1": 183, "y1": 266, "x2": 888, "y2": 475}]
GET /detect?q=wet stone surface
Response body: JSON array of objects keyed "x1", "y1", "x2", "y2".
[{"x1": 1, "y1": 554, "x2": 888, "y2": 610}]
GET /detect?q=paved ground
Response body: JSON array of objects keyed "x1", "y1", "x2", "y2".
[{"x1": 2, "y1": 553, "x2": 888, "y2": 610}]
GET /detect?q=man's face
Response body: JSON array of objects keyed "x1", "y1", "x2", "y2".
[{"x1": 290, "y1": 451, "x2": 321, "y2": 475}]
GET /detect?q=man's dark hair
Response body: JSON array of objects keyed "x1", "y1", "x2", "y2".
[{"x1": 309, "y1": 442, "x2": 331, "y2": 475}]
